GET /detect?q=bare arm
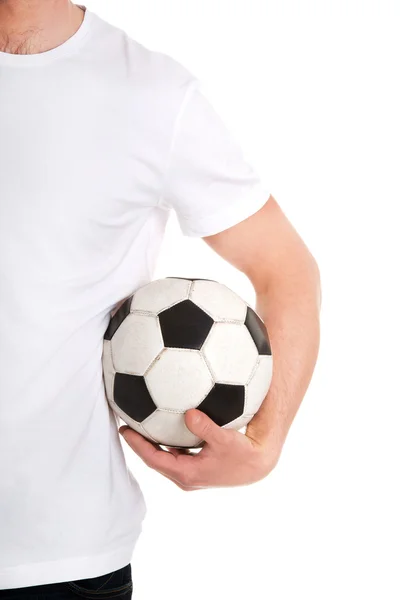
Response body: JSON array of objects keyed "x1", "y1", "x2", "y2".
[{"x1": 203, "y1": 194, "x2": 321, "y2": 458}]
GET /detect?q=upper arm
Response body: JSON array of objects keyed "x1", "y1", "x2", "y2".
[{"x1": 202, "y1": 195, "x2": 319, "y2": 292}]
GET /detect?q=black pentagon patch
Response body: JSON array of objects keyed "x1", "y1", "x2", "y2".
[
  {"x1": 104, "y1": 296, "x2": 133, "y2": 341},
  {"x1": 159, "y1": 299, "x2": 214, "y2": 350},
  {"x1": 197, "y1": 383, "x2": 245, "y2": 427},
  {"x1": 114, "y1": 373, "x2": 157, "y2": 422},
  {"x1": 245, "y1": 306, "x2": 271, "y2": 355}
]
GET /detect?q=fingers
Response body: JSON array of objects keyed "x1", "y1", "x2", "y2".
[
  {"x1": 165, "y1": 447, "x2": 198, "y2": 457},
  {"x1": 120, "y1": 427, "x2": 175, "y2": 470},
  {"x1": 161, "y1": 472, "x2": 197, "y2": 492},
  {"x1": 185, "y1": 409, "x2": 227, "y2": 447},
  {"x1": 164, "y1": 447, "x2": 181, "y2": 457},
  {"x1": 120, "y1": 426, "x2": 199, "y2": 484}
]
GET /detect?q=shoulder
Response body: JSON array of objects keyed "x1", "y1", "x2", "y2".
[
  {"x1": 93, "y1": 13, "x2": 197, "y2": 106},
  {"x1": 126, "y1": 39, "x2": 198, "y2": 113},
  {"x1": 121, "y1": 38, "x2": 199, "y2": 142}
]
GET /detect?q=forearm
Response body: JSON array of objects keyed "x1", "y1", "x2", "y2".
[{"x1": 246, "y1": 256, "x2": 321, "y2": 455}]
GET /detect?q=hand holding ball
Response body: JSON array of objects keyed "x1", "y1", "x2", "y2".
[{"x1": 102, "y1": 278, "x2": 272, "y2": 449}]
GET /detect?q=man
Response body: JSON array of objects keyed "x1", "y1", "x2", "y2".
[{"x1": 0, "y1": 1, "x2": 321, "y2": 598}]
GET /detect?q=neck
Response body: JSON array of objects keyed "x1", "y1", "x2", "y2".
[{"x1": 0, "y1": 1, "x2": 85, "y2": 55}]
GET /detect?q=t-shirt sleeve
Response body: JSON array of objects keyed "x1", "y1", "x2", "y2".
[{"x1": 159, "y1": 78, "x2": 271, "y2": 238}]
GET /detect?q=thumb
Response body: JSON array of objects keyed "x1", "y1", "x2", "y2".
[{"x1": 185, "y1": 409, "x2": 224, "y2": 445}]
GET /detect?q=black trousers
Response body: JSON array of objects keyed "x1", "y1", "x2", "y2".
[{"x1": 0, "y1": 564, "x2": 133, "y2": 600}]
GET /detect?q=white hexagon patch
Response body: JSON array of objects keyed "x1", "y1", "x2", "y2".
[
  {"x1": 202, "y1": 322, "x2": 259, "y2": 384},
  {"x1": 111, "y1": 313, "x2": 163, "y2": 375},
  {"x1": 189, "y1": 280, "x2": 247, "y2": 322},
  {"x1": 142, "y1": 409, "x2": 202, "y2": 448},
  {"x1": 131, "y1": 278, "x2": 191, "y2": 314},
  {"x1": 145, "y1": 348, "x2": 213, "y2": 411}
]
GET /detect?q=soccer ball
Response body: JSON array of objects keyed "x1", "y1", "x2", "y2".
[{"x1": 102, "y1": 278, "x2": 273, "y2": 448}]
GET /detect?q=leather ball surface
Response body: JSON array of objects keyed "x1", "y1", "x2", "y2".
[{"x1": 102, "y1": 277, "x2": 272, "y2": 448}]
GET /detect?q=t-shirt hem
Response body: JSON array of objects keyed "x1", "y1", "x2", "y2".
[
  {"x1": 178, "y1": 184, "x2": 271, "y2": 238},
  {"x1": 0, "y1": 540, "x2": 138, "y2": 591}
]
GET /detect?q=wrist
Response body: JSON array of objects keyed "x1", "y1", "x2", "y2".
[{"x1": 246, "y1": 415, "x2": 287, "y2": 456}]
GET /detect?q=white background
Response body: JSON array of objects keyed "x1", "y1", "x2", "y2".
[{"x1": 88, "y1": 1, "x2": 399, "y2": 598}]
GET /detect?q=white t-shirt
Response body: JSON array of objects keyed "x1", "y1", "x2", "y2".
[{"x1": 0, "y1": 5, "x2": 270, "y2": 590}]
